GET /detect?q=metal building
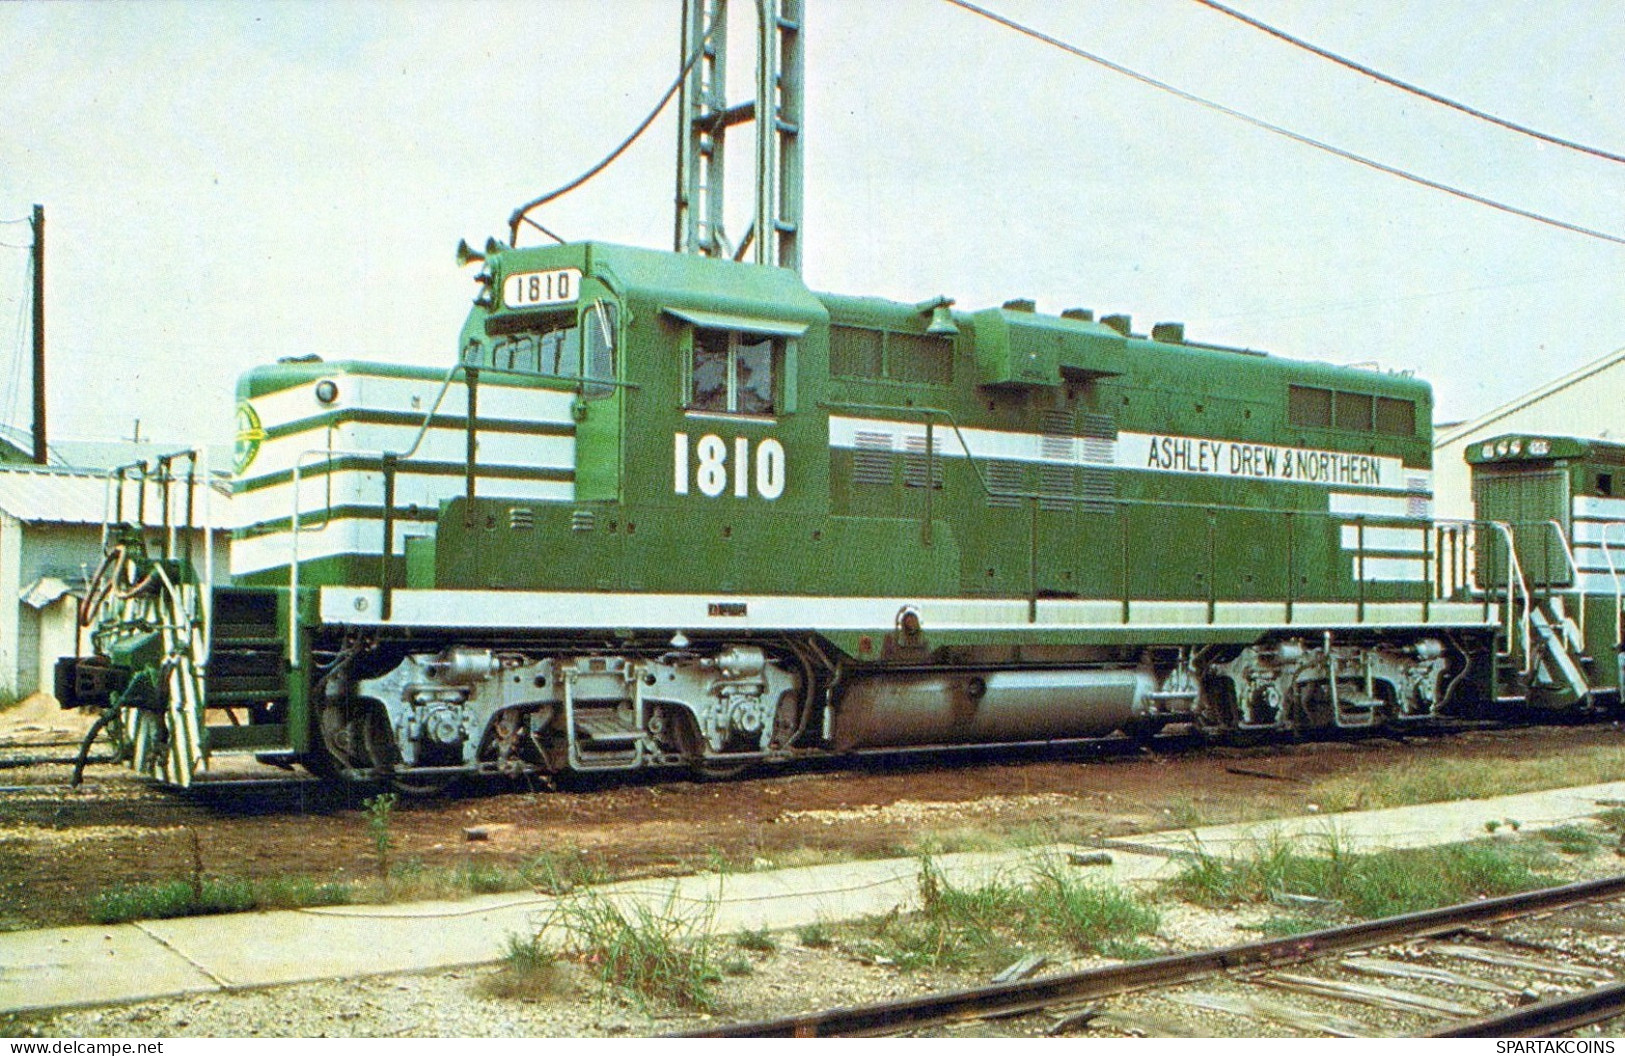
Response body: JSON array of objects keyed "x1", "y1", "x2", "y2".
[
  {"x1": 1434, "y1": 346, "x2": 1625, "y2": 523},
  {"x1": 0, "y1": 467, "x2": 228, "y2": 701}
]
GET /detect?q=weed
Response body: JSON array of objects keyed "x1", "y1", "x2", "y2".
[
  {"x1": 457, "y1": 859, "x2": 520, "y2": 894},
  {"x1": 1485, "y1": 820, "x2": 1502, "y2": 834},
  {"x1": 547, "y1": 891, "x2": 720, "y2": 1011},
  {"x1": 1166, "y1": 798, "x2": 1206, "y2": 829},
  {"x1": 185, "y1": 829, "x2": 204, "y2": 904},
  {"x1": 703, "y1": 847, "x2": 736, "y2": 876},
  {"x1": 363, "y1": 793, "x2": 398, "y2": 881},
  {"x1": 796, "y1": 919, "x2": 834, "y2": 948},
  {"x1": 479, "y1": 933, "x2": 562, "y2": 1001},
  {"x1": 1595, "y1": 808, "x2": 1625, "y2": 834},
  {"x1": 1166, "y1": 833, "x2": 1557, "y2": 919},
  {"x1": 1538, "y1": 825, "x2": 1602, "y2": 856},
  {"x1": 720, "y1": 953, "x2": 754, "y2": 977},
  {"x1": 89, "y1": 874, "x2": 351, "y2": 924},
  {"x1": 1026, "y1": 858, "x2": 1162, "y2": 952},
  {"x1": 858, "y1": 855, "x2": 1159, "y2": 972},
  {"x1": 734, "y1": 926, "x2": 778, "y2": 954},
  {"x1": 522, "y1": 848, "x2": 608, "y2": 895},
  {"x1": 1098, "y1": 937, "x2": 1160, "y2": 961},
  {"x1": 1309, "y1": 748, "x2": 1625, "y2": 812},
  {"x1": 1249, "y1": 915, "x2": 1329, "y2": 937}
]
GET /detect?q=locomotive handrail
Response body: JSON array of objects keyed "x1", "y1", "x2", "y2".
[
  {"x1": 820, "y1": 399, "x2": 1457, "y2": 628},
  {"x1": 286, "y1": 359, "x2": 639, "y2": 666},
  {"x1": 288, "y1": 362, "x2": 469, "y2": 667},
  {"x1": 1595, "y1": 522, "x2": 1625, "y2": 650},
  {"x1": 1543, "y1": 518, "x2": 1589, "y2": 645},
  {"x1": 1434, "y1": 518, "x2": 1531, "y2": 667},
  {"x1": 1493, "y1": 521, "x2": 1534, "y2": 671},
  {"x1": 91, "y1": 447, "x2": 216, "y2": 675}
]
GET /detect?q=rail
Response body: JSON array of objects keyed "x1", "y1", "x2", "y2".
[{"x1": 679, "y1": 873, "x2": 1625, "y2": 1038}]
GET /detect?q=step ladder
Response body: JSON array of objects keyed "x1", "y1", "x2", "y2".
[{"x1": 1527, "y1": 595, "x2": 1592, "y2": 707}]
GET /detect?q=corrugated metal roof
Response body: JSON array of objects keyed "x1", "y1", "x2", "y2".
[{"x1": 0, "y1": 467, "x2": 230, "y2": 527}]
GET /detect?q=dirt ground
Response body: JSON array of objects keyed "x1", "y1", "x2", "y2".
[{"x1": 3, "y1": 710, "x2": 1623, "y2": 932}]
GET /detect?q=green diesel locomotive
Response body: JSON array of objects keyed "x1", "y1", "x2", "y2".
[
  {"x1": 66, "y1": 237, "x2": 1610, "y2": 789},
  {"x1": 53, "y1": 1, "x2": 1621, "y2": 789}
]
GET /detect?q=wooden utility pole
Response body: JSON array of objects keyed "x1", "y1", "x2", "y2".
[{"x1": 29, "y1": 204, "x2": 45, "y2": 465}]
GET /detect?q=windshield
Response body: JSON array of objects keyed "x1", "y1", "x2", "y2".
[{"x1": 474, "y1": 301, "x2": 616, "y2": 398}]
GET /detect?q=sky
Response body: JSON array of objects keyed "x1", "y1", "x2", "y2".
[{"x1": 2, "y1": 0, "x2": 1623, "y2": 452}]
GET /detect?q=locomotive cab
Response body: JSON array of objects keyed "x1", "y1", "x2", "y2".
[{"x1": 1468, "y1": 434, "x2": 1625, "y2": 708}]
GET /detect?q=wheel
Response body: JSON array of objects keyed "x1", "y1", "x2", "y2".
[
  {"x1": 670, "y1": 708, "x2": 751, "y2": 781},
  {"x1": 1123, "y1": 718, "x2": 1166, "y2": 749},
  {"x1": 356, "y1": 700, "x2": 456, "y2": 796},
  {"x1": 302, "y1": 701, "x2": 360, "y2": 779}
]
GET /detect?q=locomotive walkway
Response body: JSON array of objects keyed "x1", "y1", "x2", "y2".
[{"x1": 5, "y1": 779, "x2": 1625, "y2": 1015}]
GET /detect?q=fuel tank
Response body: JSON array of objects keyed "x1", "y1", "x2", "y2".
[{"x1": 830, "y1": 667, "x2": 1154, "y2": 751}]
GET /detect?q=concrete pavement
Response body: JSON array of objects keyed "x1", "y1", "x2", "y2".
[{"x1": 4, "y1": 780, "x2": 1625, "y2": 1015}]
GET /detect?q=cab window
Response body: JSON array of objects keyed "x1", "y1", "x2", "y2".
[
  {"x1": 485, "y1": 314, "x2": 579, "y2": 375},
  {"x1": 581, "y1": 301, "x2": 617, "y2": 399},
  {"x1": 690, "y1": 328, "x2": 778, "y2": 416}
]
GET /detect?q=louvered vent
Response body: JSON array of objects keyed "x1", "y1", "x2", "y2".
[
  {"x1": 902, "y1": 434, "x2": 944, "y2": 489},
  {"x1": 987, "y1": 459, "x2": 1025, "y2": 508},
  {"x1": 854, "y1": 430, "x2": 894, "y2": 486},
  {"x1": 1078, "y1": 413, "x2": 1118, "y2": 514},
  {"x1": 1039, "y1": 410, "x2": 1077, "y2": 511}
]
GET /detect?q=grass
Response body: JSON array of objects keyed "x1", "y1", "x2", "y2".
[
  {"x1": 1538, "y1": 824, "x2": 1604, "y2": 856},
  {"x1": 1309, "y1": 747, "x2": 1625, "y2": 812},
  {"x1": 853, "y1": 855, "x2": 1160, "y2": 972},
  {"x1": 734, "y1": 926, "x2": 778, "y2": 953},
  {"x1": 479, "y1": 933, "x2": 562, "y2": 1001},
  {"x1": 86, "y1": 847, "x2": 614, "y2": 925},
  {"x1": 1165, "y1": 830, "x2": 1559, "y2": 919},
  {"x1": 796, "y1": 919, "x2": 835, "y2": 948},
  {"x1": 520, "y1": 848, "x2": 610, "y2": 895},
  {"x1": 1249, "y1": 915, "x2": 1333, "y2": 937},
  {"x1": 546, "y1": 891, "x2": 721, "y2": 1011},
  {"x1": 90, "y1": 874, "x2": 352, "y2": 924}
]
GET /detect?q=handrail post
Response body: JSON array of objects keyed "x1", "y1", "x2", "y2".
[
  {"x1": 464, "y1": 366, "x2": 480, "y2": 527},
  {"x1": 1285, "y1": 510, "x2": 1295, "y2": 625},
  {"x1": 381, "y1": 454, "x2": 399, "y2": 621},
  {"x1": 1421, "y1": 518, "x2": 1431, "y2": 621},
  {"x1": 922, "y1": 418, "x2": 934, "y2": 547},
  {"x1": 1027, "y1": 495, "x2": 1038, "y2": 624},
  {"x1": 1356, "y1": 515, "x2": 1366, "y2": 624},
  {"x1": 1118, "y1": 501, "x2": 1130, "y2": 625},
  {"x1": 1205, "y1": 510, "x2": 1216, "y2": 625}
]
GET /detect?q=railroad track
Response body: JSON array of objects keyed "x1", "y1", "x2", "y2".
[{"x1": 682, "y1": 874, "x2": 1625, "y2": 1038}]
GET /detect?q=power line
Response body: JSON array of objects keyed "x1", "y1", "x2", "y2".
[
  {"x1": 1194, "y1": 0, "x2": 1625, "y2": 166},
  {"x1": 942, "y1": 0, "x2": 1625, "y2": 248},
  {"x1": 508, "y1": 20, "x2": 718, "y2": 246}
]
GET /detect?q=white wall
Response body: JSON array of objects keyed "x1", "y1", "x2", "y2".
[
  {"x1": 0, "y1": 512, "x2": 19, "y2": 699},
  {"x1": 1435, "y1": 356, "x2": 1625, "y2": 523}
]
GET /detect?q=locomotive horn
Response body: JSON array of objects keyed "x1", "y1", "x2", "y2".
[{"x1": 455, "y1": 239, "x2": 484, "y2": 266}]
